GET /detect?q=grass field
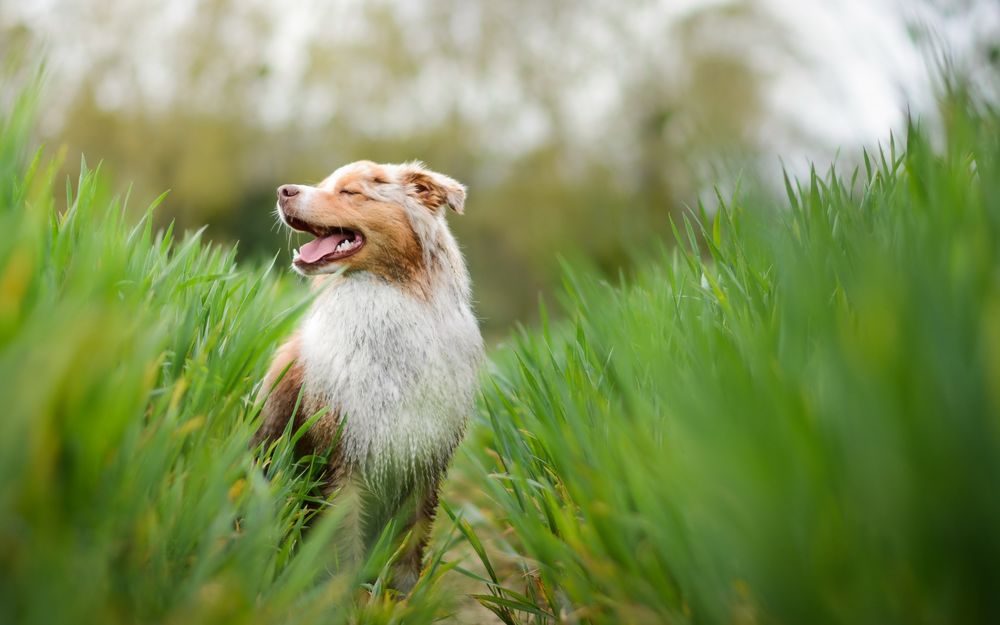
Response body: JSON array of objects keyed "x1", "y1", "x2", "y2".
[{"x1": 2, "y1": 77, "x2": 998, "y2": 624}]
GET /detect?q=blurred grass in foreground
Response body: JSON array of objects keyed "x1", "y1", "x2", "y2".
[
  {"x1": 461, "y1": 84, "x2": 1000, "y2": 624},
  {"x1": 0, "y1": 80, "x2": 457, "y2": 625}
]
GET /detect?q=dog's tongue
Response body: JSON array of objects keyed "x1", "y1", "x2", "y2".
[{"x1": 298, "y1": 232, "x2": 349, "y2": 263}]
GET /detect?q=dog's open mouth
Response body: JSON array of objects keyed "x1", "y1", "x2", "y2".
[{"x1": 284, "y1": 215, "x2": 365, "y2": 266}]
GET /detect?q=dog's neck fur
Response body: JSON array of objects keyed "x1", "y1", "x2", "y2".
[{"x1": 298, "y1": 233, "x2": 482, "y2": 488}]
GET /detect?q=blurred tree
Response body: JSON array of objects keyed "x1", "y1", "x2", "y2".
[{"x1": 1, "y1": 0, "x2": 798, "y2": 337}]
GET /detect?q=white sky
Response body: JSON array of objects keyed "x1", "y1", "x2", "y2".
[{"x1": 756, "y1": 0, "x2": 996, "y2": 164}]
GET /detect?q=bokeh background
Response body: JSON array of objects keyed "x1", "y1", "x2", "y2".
[{"x1": 2, "y1": 0, "x2": 998, "y2": 337}]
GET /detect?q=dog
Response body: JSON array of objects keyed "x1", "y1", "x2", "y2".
[{"x1": 253, "y1": 160, "x2": 483, "y2": 590}]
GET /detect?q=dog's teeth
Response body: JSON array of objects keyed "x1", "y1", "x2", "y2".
[{"x1": 328, "y1": 237, "x2": 360, "y2": 255}]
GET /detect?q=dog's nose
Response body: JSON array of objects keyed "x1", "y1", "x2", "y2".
[{"x1": 278, "y1": 185, "x2": 300, "y2": 199}]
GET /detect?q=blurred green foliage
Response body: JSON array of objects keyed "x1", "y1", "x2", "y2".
[
  {"x1": 0, "y1": 79, "x2": 460, "y2": 625},
  {"x1": 1, "y1": 0, "x2": 784, "y2": 337},
  {"x1": 460, "y1": 85, "x2": 1000, "y2": 624}
]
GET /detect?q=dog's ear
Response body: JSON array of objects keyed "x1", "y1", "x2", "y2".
[{"x1": 402, "y1": 165, "x2": 466, "y2": 214}]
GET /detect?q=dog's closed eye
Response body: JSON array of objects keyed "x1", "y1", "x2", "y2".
[{"x1": 340, "y1": 188, "x2": 360, "y2": 196}]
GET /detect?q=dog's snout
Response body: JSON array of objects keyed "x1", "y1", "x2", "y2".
[{"x1": 278, "y1": 185, "x2": 300, "y2": 200}]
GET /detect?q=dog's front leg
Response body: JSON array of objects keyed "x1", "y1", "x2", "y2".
[
  {"x1": 389, "y1": 478, "x2": 442, "y2": 593},
  {"x1": 251, "y1": 333, "x2": 305, "y2": 449}
]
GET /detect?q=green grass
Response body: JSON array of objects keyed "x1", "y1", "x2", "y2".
[
  {"x1": 460, "y1": 85, "x2": 1000, "y2": 625},
  {"x1": 3, "y1": 72, "x2": 999, "y2": 624},
  {"x1": 0, "y1": 81, "x2": 457, "y2": 625}
]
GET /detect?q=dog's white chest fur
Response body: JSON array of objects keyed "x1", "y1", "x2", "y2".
[{"x1": 299, "y1": 273, "x2": 482, "y2": 481}]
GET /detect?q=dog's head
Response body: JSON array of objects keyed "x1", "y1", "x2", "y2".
[{"x1": 275, "y1": 160, "x2": 466, "y2": 283}]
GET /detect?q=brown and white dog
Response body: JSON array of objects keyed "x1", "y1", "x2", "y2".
[{"x1": 254, "y1": 160, "x2": 483, "y2": 590}]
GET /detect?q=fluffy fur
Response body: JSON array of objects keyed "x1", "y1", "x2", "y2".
[{"x1": 254, "y1": 160, "x2": 483, "y2": 590}]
